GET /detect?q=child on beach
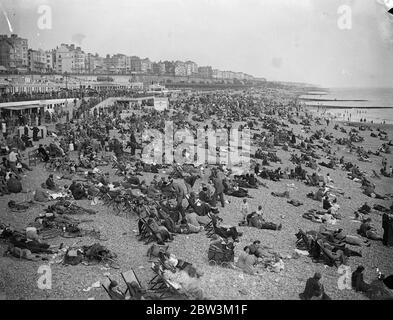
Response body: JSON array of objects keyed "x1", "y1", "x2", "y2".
[
  {"x1": 256, "y1": 205, "x2": 263, "y2": 218},
  {"x1": 240, "y1": 198, "x2": 249, "y2": 223}
]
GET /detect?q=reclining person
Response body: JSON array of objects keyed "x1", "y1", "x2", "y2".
[
  {"x1": 211, "y1": 214, "x2": 242, "y2": 241},
  {"x1": 271, "y1": 190, "x2": 289, "y2": 198},
  {"x1": 358, "y1": 202, "x2": 371, "y2": 215},
  {"x1": 173, "y1": 214, "x2": 204, "y2": 234},
  {"x1": 224, "y1": 180, "x2": 250, "y2": 198},
  {"x1": 185, "y1": 210, "x2": 210, "y2": 228},
  {"x1": 248, "y1": 240, "x2": 274, "y2": 259},
  {"x1": 324, "y1": 227, "x2": 370, "y2": 247},
  {"x1": 363, "y1": 183, "x2": 387, "y2": 199},
  {"x1": 316, "y1": 239, "x2": 348, "y2": 266},
  {"x1": 246, "y1": 210, "x2": 282, "y2": 231},
  {"x1": 358, "y1": 218, "x2": 383, "y2": 241}
]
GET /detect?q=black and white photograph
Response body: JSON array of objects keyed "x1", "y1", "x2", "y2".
[{"x1": 0, "y1": 0, "x2": 393, "y2": 309}]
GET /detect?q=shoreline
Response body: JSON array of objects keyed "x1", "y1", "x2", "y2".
[{"x1": 303, "y1": 105, "x2": 391, "y2": 109}]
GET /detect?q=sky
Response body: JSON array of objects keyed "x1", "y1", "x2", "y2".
[{"x1": 0, "y1": 0, "x2": 392, "y2": 88}]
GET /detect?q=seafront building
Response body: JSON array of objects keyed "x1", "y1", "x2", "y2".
[{"x1": 0, "y1": 34, "x2": 255, "y2": 82}]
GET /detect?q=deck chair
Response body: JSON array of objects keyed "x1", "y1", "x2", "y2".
[
  {"x1": 121, "y1": 269, "x2": 145, "y2": 300},
  {"x1": 101, "y1": 277, "x2": 126, "y2": 300},
  {"x1": 314, "y1": 240, "x2": 338, "y2": 267},
  {"x1": 205, "y1": 217, "x2": 215, "y2": 238},
  {"x1": 139, "y1": 217, "x2": 160, "y2": 244},
  {"x1": 205, "y1": 213, "x2": 221, "y2": 238},
  {"x1": 148, "y1": 262, "x2": 174, "y2": 298},
  {"x1": 149, "y1": 262, "x2": 187, "y2": 299}
]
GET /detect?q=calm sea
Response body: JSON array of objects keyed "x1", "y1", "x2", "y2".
[{"x1": 300, "y1": 87, "x2": 393, "y2": 124}]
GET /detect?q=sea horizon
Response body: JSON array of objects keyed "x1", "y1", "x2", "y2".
[{"x1": 300, "y1": 86, "x2": 393, "y2": 124}]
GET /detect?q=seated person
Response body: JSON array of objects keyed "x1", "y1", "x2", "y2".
[
  {"x1": 14, "y1": 160, "x2": 23, "y2": 174},
  {"x1": 7, "y1": 173, "x2": 22, "y2": 194},
  {"x1": 314, "y1": 187, "x2": 326, "y2": 201},
  {"x1": 352, "y1": 265, "x2": 371, "y2": 293},
  {"x1": 322, "y1": 196, "x2": 332, "y2": 210},
  {"x1": 187, "y1": 192, "x2": 213, "y2": 217},
  {"x1": 21, "y1": 134, "x2": 33, "y2": 148},
  {"x1": 236, "y1": 246, "x2": 258, "y2": 275},
  {"x1": 147, "y1": 218, "x2": 173, "y2": 245},
  {"x1": 69, "y1": 181, "x2": 87, "y2": 200},
  {"x1": 108, "y1": 280, "x2": 126, "y2": 300},
  {"x1": 34, "y1": 188, "x2": 51, "y2": 202},
  {"x1": 300, "y1": 272, "x2": 330, "y2": 300},
  {"x1": 45, "y1": 174, "x2": 59, "y2": 191},
  {"x1": 247, "y1": 211, "x2": 282, "y2": 231},
  {"x1": 248, "y1": 174, "x2": 258, "y2": 187},
  {"x1": 198, "y1": 185, "x2": 215, "y2": 206}
]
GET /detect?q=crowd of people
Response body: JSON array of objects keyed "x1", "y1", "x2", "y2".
[{"x1": 1, "y1": 84, "x2": 393, "y2": 300}]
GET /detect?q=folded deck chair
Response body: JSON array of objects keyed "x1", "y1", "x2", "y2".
[{"x1": 204, "y1": 215, "x2": 215, "y2": 238}]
